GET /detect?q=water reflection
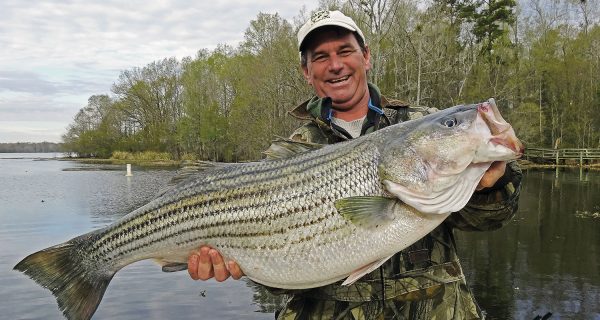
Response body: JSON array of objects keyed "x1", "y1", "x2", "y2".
[
  {"x1": 456, "y1": 168, "x2": 600, "y2": 319},
  {"x1": 1, "y1": 158, "x2": 273, "y2": 320},
  {"x1": 246, "y1": 280, "x2": 287, "y2": 314}
]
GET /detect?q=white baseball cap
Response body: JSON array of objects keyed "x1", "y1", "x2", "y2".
[{"x1": 297, "y1": 10, "x2": 366, "y2": 51}]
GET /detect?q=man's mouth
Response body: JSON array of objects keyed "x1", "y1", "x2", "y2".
[{"x1": 327, "y1": 75, "x2": 350, "y2": 84}]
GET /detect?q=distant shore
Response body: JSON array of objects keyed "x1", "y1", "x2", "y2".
[{"x1": 0, "y1": 142, "x2": 62, "y2": 153}]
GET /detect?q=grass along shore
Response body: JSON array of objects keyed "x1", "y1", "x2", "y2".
[
  {"x1": 517, "y1": 159, "x2": 600, "y2": 170},
  {"x1": 65, "y1": 151, "x2": 186, "y2": 167}
]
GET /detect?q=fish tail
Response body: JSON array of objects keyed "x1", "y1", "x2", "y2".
[{"x1": 14, "y1": 237, "x2": 114, "y2": 320}]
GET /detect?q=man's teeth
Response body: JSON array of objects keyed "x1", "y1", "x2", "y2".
[{"x1": 330, "y1": 76, "x2": 349, "y2": 83}]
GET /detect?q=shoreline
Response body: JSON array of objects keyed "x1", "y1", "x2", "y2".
[
  {"x1": 517, "y1": 159, "x2": 600, "y2": 170},
  {"x1": 61, "y1": 157, "x2": 181, "y2": 168},
  {"x1": 61, "y1": 158, "x2": 600, "y2": 170}
]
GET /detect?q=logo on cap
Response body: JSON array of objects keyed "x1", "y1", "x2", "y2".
[{"x1": 311, "y1": 10, "x2": 330, "y2": 23}]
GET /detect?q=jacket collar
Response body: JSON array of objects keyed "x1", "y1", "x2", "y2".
[
  {"x1": 289, "y1": 83, "x2": 389, "y2": 121},
  {"x1": 288, "y1": 83, "x2": 396, "y2": 140}
]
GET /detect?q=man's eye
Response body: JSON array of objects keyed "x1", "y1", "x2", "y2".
[
  {"x1": 313, "y1": 55, "x2": 327, "y2": 61},
  {"x1": 339, "y1": 50, "x2": 353, "y2": 56}
]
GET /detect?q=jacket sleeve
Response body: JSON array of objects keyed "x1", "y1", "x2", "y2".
[
  {"x1": 445, "y1": 160, "x2": 522, "y2": 231},
  {"x1": 287, "y1": 122, "x2": 329, "y2": 144}
]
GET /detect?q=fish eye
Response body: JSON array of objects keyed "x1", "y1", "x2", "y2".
[{"x1": 443, "y1": 118, "x2": 457, "y2": 128}]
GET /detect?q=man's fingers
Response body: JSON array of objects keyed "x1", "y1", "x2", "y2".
[
  {"x1": 477, "y1": 161, "x2": 507, "y2": 190},
  {"x1": 187, "y1": 252, "x2": 200, "y2": 280},
  {"x1": 209, "y1": 249, "x2": 230, "y2": 282},
  {"x1": 228, "y1": 261, "x2": 244, "y2": 280},
  {"x1": 195, "y1": 246, "x2": 214, "y2": 280},
  {"x1": 188, "y1": 246, "x2": 243, "y2": 282}
]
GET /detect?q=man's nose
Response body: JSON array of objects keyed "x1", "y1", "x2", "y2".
[{"x1": 327, "y1": 54, "x2": 343, "y2": 73}]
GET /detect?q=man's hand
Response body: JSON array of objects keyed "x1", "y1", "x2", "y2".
[
  {"x1": 476, "y1": 161, "x2": 506, "y2": 191},
  {"x1": 187, "y1": 246, "x2": 244, "y2": 281}
]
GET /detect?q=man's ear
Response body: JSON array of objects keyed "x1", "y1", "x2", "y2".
[
  {"x1": 363, "y1": 45, "x2": 372, "y2": 71},
  {"x1": 302, "y1": 64, "x2": 312, "y2": 85}
]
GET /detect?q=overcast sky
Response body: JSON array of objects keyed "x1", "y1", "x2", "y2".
[{"x1": 0, "y1": 0, "x2": 320, "y2": 143}]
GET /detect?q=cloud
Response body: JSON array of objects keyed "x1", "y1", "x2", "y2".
[
  {"x1": 0, "y1": 92, "x2": 81, "y2": 121},
  {"x1": 0, "y1": 71, "x2": 59, "y2": 94},
  {"x1": 1, "y1": 0, "x2": 315, "y2": 69},
  {"x1": 0, "y1": 0, "x2": 321, "y2": 142},
  {"x1": 0, "y1": 121, "x2": 67, "y2": 143}
]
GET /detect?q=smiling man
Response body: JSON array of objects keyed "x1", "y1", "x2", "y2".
[
  {"x1": 301, "y1": 26, "x2": 371, "y2": 121},
  {"x1": 188, "y1": 10, "x2": 522, "y2": 319}
]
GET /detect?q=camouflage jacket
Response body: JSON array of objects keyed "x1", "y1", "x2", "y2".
[{"x1": 273, "y1": 83, "x2": 522, "y2": 320}]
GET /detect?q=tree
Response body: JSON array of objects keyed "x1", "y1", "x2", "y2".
[
  {"x1": 62, "y1": 95, "x2": 118, "y2": 157},
  {"x1": 112, "y1": 57, "x2": 183, "y2": 154},
  {"x1": 63, "y1": 1, "x2": 600, "y2": 158},
  {"x1": 179, "y1": 47, "x2": 235, "y2": 161}
]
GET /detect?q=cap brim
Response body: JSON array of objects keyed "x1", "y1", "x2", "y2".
[{"x1": 298, "y1": 21, "x2": 358, "y2": 50}]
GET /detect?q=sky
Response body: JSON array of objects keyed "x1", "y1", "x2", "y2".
[{"x1": 0, "y1": 0, "x2": 321, "y2": 143}]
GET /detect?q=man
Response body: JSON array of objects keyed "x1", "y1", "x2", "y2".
[{"x1": 187, "y1": 10, "x2": 521, "y2": 319}]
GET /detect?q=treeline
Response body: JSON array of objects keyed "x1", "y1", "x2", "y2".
[
  {"x1": 0, "y1": 142, "x2": 63, "y2": 153},
  {"x1": 63, "y1": 0, "x2": 600, "y2": 161}
]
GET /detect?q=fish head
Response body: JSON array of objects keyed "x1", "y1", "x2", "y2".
[{"x1": 379, "y1": 98, "x2": 523, "y2": 214}]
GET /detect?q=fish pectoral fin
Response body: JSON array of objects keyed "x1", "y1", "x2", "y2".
[
  {"x1": 342, "y1": 254, "x2": 394, "y2": 286},
  {"x1": 335, "y1": 196, "x2": 399, "y2": 229},
  {"x1": 153, "y1": 259, "x2": 189, "y2": 272}
]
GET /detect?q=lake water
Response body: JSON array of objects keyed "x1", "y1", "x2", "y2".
[
  {"x1": 0, "y1": 155, "x2": 598, "y2": 319},
  {"x1": 457, "y1": 168, "x2": 600, "y2": 319}
]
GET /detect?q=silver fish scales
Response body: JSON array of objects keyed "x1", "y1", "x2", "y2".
[
  {"x1": 94, "y1": 140, "x2": 382, "y2": 286},
  {"x1": 14, "y1": 99, "x2": 524, "y2": 320}
]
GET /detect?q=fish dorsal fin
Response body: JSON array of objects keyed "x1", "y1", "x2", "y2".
[
  {"x1": 335, "y1": 196, "x2": 400, "y2": 229},
  {"x1": 342, "y1": 254, "x2": 394, "y2": 286},
  {"x1": 157, "y1": 138, "x2": 322, "y2": 197},
  {"x1": 383, "y1": 162, "x2": 492, "y2": 214},
  {"x1": 158, "y1": 138, "x2": 322, "y2": 197},
  {"x1": 263, "y1": 137, "x2": 324, "y2": 160},
  {"x1": 156, "y1": 160, "x2": 242, "y2": 197}
]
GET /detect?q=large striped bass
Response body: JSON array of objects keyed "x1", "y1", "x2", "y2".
[{"x1": 15, "y1": 99, "x2": 523, "y2": 320}]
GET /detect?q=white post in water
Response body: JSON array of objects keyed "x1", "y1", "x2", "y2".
[{"x1": 126, "y1": 164, "x2": 133, "y2": 176}]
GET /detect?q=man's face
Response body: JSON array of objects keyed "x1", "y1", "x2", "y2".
[{"x1": 302, "y1": 29, "x2": 371, "y2": 111}]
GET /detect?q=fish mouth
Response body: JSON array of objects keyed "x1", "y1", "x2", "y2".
[{"x1": 478, "y1": 99, "x2": 524, "y2": 157}]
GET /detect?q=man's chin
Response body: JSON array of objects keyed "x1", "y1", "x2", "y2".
[
  {"x1": 328, "y1": 93, "x2": 354, "y2": 106},
  {"x1": 330, "y1": 99, "x2": 355, "y2": 110}
]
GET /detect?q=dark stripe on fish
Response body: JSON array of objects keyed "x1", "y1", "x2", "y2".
[{"x1": 88, "y1": 145, "x2": 379, "y2": 263}]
